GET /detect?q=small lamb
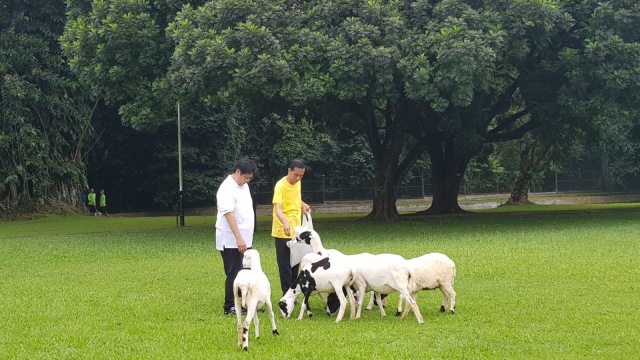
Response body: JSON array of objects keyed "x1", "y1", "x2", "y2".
[{"x1": 233, "y1": 249, "x2": 279, "y2": 351}]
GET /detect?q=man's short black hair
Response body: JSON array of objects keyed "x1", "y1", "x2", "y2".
[
  {"x1": 234, "y1": 158, "x2": 258, "y2": 175},
  {"x1": 288, "y1": 159, "x2": 306, "y2": 170}
]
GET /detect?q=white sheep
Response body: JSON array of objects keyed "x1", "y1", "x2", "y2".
[
  {"x1": 350, "y1": 253, "x2": 425, "y2": 323},
  {"x1": 400, "y1": 252, "x2": 457, "y2": 318},
  {"x1": 278, "y1": 256, "x2": 357, "y2": 322},
  {"x1": 233, "y1": 249, "x2": 279, "y2": 351},
  {"x1": 292, "y1": 228, "x2": 424, "y2": 323}
]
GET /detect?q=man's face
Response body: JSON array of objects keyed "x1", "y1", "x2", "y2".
[
  {"x1": 286, "y1": 167, "x2": 305, "y2": 185},
  {"x1": 234, "y1": 170, "x2": 254, "y2": 186}
]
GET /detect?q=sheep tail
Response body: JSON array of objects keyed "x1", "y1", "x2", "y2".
[
  {"x1": 452, "y1": 265, "x2": 457, "y2": 286},
  {"x1": 236, "y1": 283, "x2": 251, "y2": 309}
]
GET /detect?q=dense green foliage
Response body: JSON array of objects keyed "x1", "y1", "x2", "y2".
[
  {"x1": 3, "y1": 0, "x2": 640, "y2": 217},
  {"x1": 61, "y1": 0, "x2": 371, "y2": 208},
  {"x1": 167, "y1": 0, "x2": 640, "y2": 219},
  {"x1": 1, "y1": 0, "x2": 91, "y2": 213},
  {"x1": 1, "y1": 207, "x2": 639, "y2": 358}
]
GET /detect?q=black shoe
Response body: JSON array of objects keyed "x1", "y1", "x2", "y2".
[
  {"x1": 223, "y1": 307, "x2": 236, "y2": 315},
  {"x1": 224, "y1": 307, "x2": 248, "y2": 315}
]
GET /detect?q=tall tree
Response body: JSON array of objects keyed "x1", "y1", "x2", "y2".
[
  {"x1": 62, "y1": 0, "x2": 258, "y2": 207},
  {"x1": 168, "y1": 0, "x2": 640, "y2": 220},
  {"x1": 62, "y1": 0, "x2": 349, "y2": 208},
  {"x1": 1, "y1": 0, "x2": 91, "y2": 214}
]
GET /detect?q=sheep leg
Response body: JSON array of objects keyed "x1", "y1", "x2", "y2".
[
  {"x1": 400, "y1": 291, "x2": 424, "y2": 324},
  {"x1": 241, "y1": 301, "x2": 260, "y2": 351},
  {"x1": 250, "y1": 307, "x2": 259, "y2": 339},
  {"x1": 331, "y1": 285, "x2": 348, "y2": 322},
  {"x1": 234, "y1": 294, "x2": 245, "y2": 348},
  {"x1": 346, "y1": 286, "x2": 357, "y2": 320},
  {"x1": 396, "y1": 294, "x2": 403, "y2": 316},
  {"x1": 401, "y1": 296, "x2": 409, "y2": 319},
  {"x1": 241, "y1": 318, "x2": 252, "y2": 350},
  {"x1": 264, "y1": 298, "x2": 280, "y2": 336},
  {"x1": 375, "y1": 292, "x2": 387, "y2": 317},
  {"x1": 365, "y1": 291, "x2": 375, "y2": 311},
  {"x1": 354, "y1": 283, "x2": 366, "y2": 319},
  {"x1": 440, "y1": 283, "x2": 457, "y2": 314},
  {"x1": 316, "y1": 292, "x2": 328, "y2": 307},
  {"x1": 304, "y1": 295, "x2": 313, "y2": 317},
  {"x1": 297, "y1": 293, "x2": 311, "y2": 320}
]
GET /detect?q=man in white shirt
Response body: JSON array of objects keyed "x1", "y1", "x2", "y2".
[{"x1": 216, "y1": 158, "x2": 258, "y2": 315}]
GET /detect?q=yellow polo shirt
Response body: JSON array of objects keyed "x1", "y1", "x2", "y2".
[{"x1": 271, "y1": 176, "x2": 302, "y2": 239}]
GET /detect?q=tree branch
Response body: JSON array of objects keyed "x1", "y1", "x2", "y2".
[
  {"x1": 486, "y1": 119, "x2": 540, "y2": 143},
  {"x1": 487, "y1": 108, "x2": 529, "y2": 136}
]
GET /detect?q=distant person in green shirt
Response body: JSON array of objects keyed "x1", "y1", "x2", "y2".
[
  {"x1": 99, "y1": 189, "x2": 109, "y2": 217},
  {"x1": 87, "y1": 188, "x2": 99, "y2": 216}
]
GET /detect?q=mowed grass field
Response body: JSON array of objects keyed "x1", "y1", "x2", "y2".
[{"x1": 1, "y1": 204, "x2": 639, "y2": 359}]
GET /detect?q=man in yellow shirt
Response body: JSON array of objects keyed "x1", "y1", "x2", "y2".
[{"x1": 272, "y1": 159, "x2": 310, "y2": 295}]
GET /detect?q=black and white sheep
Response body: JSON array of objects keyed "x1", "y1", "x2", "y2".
[
  {"x1": 278, "y1": 256, "x2": 357, "y2": 323},
  {"x1": 292, "y1": 229, "x2": 424, "y2": 323},
  {"x1": 290, "y1": 223, "x2": 345, "y2": 316},
  {"x1": 233, "y1": 249, "x2": 279, "y2": 351}
]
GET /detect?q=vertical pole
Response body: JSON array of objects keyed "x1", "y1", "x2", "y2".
[
  {"x1": 421, "y1": 171, "x2": 425, "y2": 198},
  {"x1": 321, "y1": 175, "x2": 326, "y2": 204},
  {"x1": 555, "y1": 170, "x2": 558, "y2": 193},
  {"x1": 178, "y1": 102, "x2": 185, "y2": 226}
]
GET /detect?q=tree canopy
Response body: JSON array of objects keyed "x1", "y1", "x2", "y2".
[
  {"x1": 0, "y1": 0, "x2": 638, "y2": 218},
  {"x1": 165, "y1": 0, "x2": 640, "y2": 219}
]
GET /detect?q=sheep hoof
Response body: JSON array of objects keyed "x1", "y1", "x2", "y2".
[
  {"x1": 273, "y1": 330, "x2": 279, "y2": 336},
  {"x1": 395, "y1": 311, "x2": 401, "y2": 317},
  {"x1": 450, "y1": 310, "x2": 455, "y2": 314},
  {"x1": 243, "y1": 347, "x2": 248, "y2": 351},
  {"x1": 440, "y1": 305, "x2": 445, "y2": 313}
]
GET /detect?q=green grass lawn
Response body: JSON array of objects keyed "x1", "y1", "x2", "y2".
[{"x1": 1, "y1": 205, "x2": 639, "y2": 359}]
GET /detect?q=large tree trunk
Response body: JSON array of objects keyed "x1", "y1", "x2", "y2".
[
  {"x1": 417, "y1": 137, "x2": 470, "y2": 215},
  {"x1": 506, "y1": 137, "x2": 555, "y2": 205},
  {"x1": 360, "y1": 99, "x2": 425, "y2": 222},
  {"x1": 368, "y1": 169, "x2": 401, "y2": 221},
  {"x1": 506, "y1": 173, "x2": 532, "y2": 204}
]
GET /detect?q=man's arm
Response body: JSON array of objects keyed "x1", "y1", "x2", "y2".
[
  {"x1": 224, "y1": 212, "x2": 247, "y2": 253},
  {"x1": 275, "y1": 203, "x2": 291, "y2": 237}
]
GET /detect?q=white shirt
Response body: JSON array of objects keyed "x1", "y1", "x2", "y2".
[{"x1": 215, "y1": 175, "x2": 254, "y2": 251}]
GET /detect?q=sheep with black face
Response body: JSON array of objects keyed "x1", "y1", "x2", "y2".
[{"x1": 279, "y1": 256, "x2": 357, "y2": 323}]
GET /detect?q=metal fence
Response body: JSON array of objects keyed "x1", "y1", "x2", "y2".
[{"x1": 251, "y1": 171, "x2": 640, "y2": 205}]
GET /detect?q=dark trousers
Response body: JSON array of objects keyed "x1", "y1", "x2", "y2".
[
  {"x1": 275, "y1": 238, "x2": 299, "y2": 296},
  {"x1": 220, "y1": 247, "x2": 248, "y2": 311}
]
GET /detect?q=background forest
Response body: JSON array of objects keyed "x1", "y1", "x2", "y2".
[{"x1": 2, "y1": 0, "x2": 640, "y2": 218}]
